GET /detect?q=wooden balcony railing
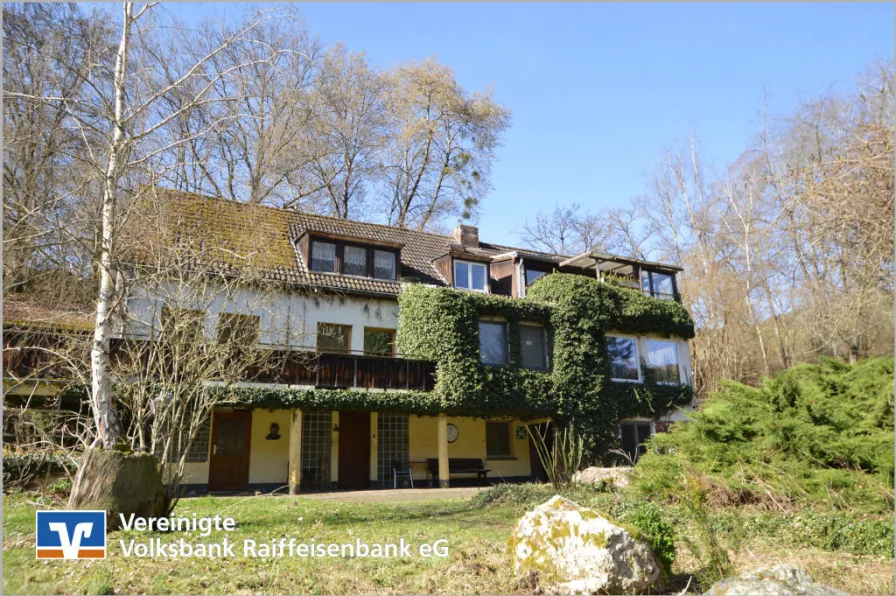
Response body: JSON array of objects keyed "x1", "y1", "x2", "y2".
[
  {"x1": 4, "y1": 333, "x2": 436, "y2": 393},
  {"x1": 246, "y1": 351, "x2": 436, "y2": 392}
]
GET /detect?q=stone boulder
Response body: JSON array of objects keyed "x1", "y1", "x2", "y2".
[
  {"x1": 573, "y1": 467, "x2": 632, "y2": 489},
  {"x1": 68, "y1": 449, "x2": 167, "y2": 530},
  {"x1": 702, "y1": 564, "x2": 848, "y2": 596},
  {"x1": 509, "y1": 495, "x2": 660, "y2": 595}
]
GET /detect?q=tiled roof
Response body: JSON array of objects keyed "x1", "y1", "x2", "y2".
[
  {"x1": 3, "y1": 295, "x2": 94, "y2": 331},
  {"x1": 142, "y1": 190, "x2": 572, "y2": 297}
]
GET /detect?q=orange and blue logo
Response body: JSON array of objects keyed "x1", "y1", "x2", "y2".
[{"x1": 36, "y1": 511, "x2": 106, "y2": 559}]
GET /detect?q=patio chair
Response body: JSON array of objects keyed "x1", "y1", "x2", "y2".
[{"x1": 391, "y1": 459, "x2": 413, "y2": 489}]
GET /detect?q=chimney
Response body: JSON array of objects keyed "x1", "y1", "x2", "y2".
[{"x1": 451, "y1": 224, "x2": 479, "y2": 248}]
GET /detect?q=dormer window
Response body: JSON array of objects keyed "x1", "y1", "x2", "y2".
[
  {"x1": 454, "y1": 260, "x2": 488, "y2": 292},
  {"x1": 344, "y1": 245, "x2": 367, "y2": 276},
  {"x1": 306, "y1": 236, "x2": 399, "y2": 281},
  {"x1": 310, "y1": 240, "x2": 337, "y2": 273},
  {"x1": 374, "y1": 250, "x2": 396, "y2": 280}
]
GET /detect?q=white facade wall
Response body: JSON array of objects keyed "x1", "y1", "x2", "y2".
[{"x1": 122, "y1": 281, "x2": 400, "y2": 353}]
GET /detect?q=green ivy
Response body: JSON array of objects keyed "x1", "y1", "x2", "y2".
[{"x1": 396, "y1": 274, "x2": 695, "y2": 463}]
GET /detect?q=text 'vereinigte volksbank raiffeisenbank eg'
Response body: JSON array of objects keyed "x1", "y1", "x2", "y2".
[{"x1": 115, "y1": 513, "x2": 449, "y2": 559}]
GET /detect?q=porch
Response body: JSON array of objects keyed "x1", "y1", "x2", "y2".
[{"x1": 179, "y1": 409, "x2": 546, "y2": 494}]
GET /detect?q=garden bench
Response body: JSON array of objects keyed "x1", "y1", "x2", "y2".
[{"x1": 426, "y1": 458, "x2": 491, "y2": 485}]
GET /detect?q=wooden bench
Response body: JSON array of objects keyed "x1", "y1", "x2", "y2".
[{"x1": 426, "y1": 458, "x2": 491, "y2": 485}]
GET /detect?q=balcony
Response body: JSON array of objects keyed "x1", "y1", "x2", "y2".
[
  {"x1": 3, "y1": 333, "x2": 436, "y2": 393},
  {"x1": 557, "y1": 251, "x2": 682, "y2": 302},
  {"x1": 246, "y1": 350, "x2": 435, "y2": 392}
]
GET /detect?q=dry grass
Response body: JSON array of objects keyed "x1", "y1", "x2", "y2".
[{"x1": 3, "y1": 491, "x2": 893, "y2": 595}]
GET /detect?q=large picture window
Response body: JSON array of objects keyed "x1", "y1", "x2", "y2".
[
  {"x1": 454, "y1": 260, "x2": 488, "y2": 292},
  {"x1": 606, "y1": 335, "x2": 639, "y2": 381},
  {"x1": 479, "y1": 321, "x2": 508, "y2": 365},
  {"x1": 363, "y1": 328, "x2": 395, "y2": 356},
  {"x1": 486, "y1": 421, "x2": 512, "y2": 458},
  {"x1": 520, "y1": 325, "x2": 548, "y2": 370},
  {"x1": 645, "y1": 339, "x2": 680, "y2": 384}
]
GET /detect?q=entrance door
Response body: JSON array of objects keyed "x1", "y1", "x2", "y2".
[
  {"x1": 208, "y1": 411, "x2": 252, "y2": 491},
  {"x1": 338, "y1": 411, "x2": 370, "y2": 490},
  {"x1": 528, "y1": 422, "x2": 554, "y2": 483}
]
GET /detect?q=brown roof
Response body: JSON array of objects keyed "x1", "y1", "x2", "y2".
[
  {"x1": 138, "y1": 190, "x2": 572, "y2": 297},
  {"x1": 3, "y1": 295, "x2": 94, "y2": 331}
]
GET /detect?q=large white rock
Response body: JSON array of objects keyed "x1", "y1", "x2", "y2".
[
  {"x1": 702, "y1": 565, "x2": 848, "y2": 596},
  {"x1": 573, "y1": 466, "x2": 633, "y2": 489},
  {"x1": 509, "y1": 495, "x2": 660, "y2": 595}
]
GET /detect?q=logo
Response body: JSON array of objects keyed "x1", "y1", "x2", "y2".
[{"x1": 36, "y1": 511, "x2": 106, "y2": 559}]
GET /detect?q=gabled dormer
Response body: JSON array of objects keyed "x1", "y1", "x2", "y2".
[{"x1": 295, "y1": 231, "x2": 402, "y2": 282}]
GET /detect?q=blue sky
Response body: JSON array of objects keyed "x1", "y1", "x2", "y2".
[{"x1": 162, "y1": 2, "x2": 891, "y2": 246}]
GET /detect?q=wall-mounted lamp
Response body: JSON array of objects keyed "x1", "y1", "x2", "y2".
[{"x1": 333, "y1": 424, "x2": 340, "y2": 432}]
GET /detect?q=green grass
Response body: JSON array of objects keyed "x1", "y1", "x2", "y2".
[{"x1": 3, "y1": 487, "x2": 893, "y2": 595}]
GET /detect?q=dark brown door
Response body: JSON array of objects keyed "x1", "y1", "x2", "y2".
[
  {"x1": 528, "y1": 422, "x2": 554, "y2": 483},
  {"x1": 208, "y1": 411, "x2": 252, "y2": 491},
  {"x1": 338, "y1": 411, "x2": 370, "y2": 490}
]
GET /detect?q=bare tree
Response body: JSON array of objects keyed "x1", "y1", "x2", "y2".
[
  {"x1": 297, "y1": 43, "x2": 388, "y2": 219},
  {"x1": 380, "y1": 59, "x2": 511, "y2": 230}
]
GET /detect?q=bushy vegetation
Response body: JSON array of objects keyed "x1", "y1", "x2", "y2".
[{"x1": 634, "y1": 358, "x2": 894, "y2": 513}]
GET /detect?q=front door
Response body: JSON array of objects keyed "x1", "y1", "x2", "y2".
[
  {"x1": 208, "y1": 410, "x2": 252, "y2": 491},
  {"x1": 528, "y1": 422, "x2": 554, "y2": 483},
  {"x1": 338, "y1": 411, "x2": 370, "y2": 490}
]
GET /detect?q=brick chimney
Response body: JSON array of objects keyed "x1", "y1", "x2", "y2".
[{"x1": 451, "y1": 224, "x2": 479, "y2": 248}]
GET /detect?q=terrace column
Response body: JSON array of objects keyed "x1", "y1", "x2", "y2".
[
  {"x1": 288, "y1": 409, "x2": 303, "y2": 495},
  {"x1": 437, "y1": 414, "x2": 449, "y2": 488}
]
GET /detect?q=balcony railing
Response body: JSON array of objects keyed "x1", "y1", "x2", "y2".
[
  {"x1": 3, "y1": 333, "x2": 436, "y2": 393},
  {"x1": 246, "y1": 350, "x2": 435, "y2": 391}
]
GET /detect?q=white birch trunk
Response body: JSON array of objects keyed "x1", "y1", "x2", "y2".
[{"x1": 90, "y1": 2, "x2": 133, "y2": 447}]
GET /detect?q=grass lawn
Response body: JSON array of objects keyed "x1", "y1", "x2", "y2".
[{"x1": 3, "y1": 489, "x2": 893, "y2": 595}]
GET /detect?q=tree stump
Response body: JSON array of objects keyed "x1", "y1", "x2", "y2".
[{"x1": 68, "y1": 449, "x2": 167, "y2": 529}]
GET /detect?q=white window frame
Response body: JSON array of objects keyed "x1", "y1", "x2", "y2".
[
  {"x1": 606, "y1": 334, "x2": 642, "y2": 383},
  {"x1": 454, "y1": 259, "x2": 489, "y2": 293},
  {"x1": 644, "y1": 338, "x2": 682, "y2": 385}
]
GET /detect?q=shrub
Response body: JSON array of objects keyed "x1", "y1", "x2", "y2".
[
  {"x1": 633, "y1": 358, "x2": 894, "y2": 513},
  {"x1": 2, "y1": 452, "x2": 78, "y2": 491},
  {"x1": 618, "y1": 502, "x2": 676, "y2": 576}
]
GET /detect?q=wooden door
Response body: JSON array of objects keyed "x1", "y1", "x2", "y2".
[
  {"x1": 338, "y1": 411, "x2": 370, "y2": 490},
  {"x1": 528, "y1": 422, "x2": 554, "y2": 483},
  {"x1": 208, "y1": 411, "x2": 252, "y2": 491}
]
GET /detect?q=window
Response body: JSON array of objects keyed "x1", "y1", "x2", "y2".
[
  {"x1": 606, "y1": 336, "x2": 640, "y2": 382},
  {"x1": 520, "y1": 325, "x2": 548, "y2": 370},
  {"x1": 454, "y1": 260, "x2": 488, "y2": 292},
  {"x1": 645, "y1": 339, "x2": 680, "y2": 384},
  {"x1": 317, "y1": 323, "x2": 351, "y2": 354},
  {"x1": 486, "y1": 421, "x2": 512, "y2": 458},
  {"x1": 160, "y1": 307, "x2": 206, "y2": 343},
  {"x1": 640, "y1": 270, "x2": 676, "y2": 300},
  {"x1": 311, "y1": 240, "x2": 337, "y2": 273},
  {"x1": 217, "y1": 313, "x2": 260, "y2": 345},
  {"x1": 621, "y1": 421, "x2": 652, "y2": 461},
  {"x1": 343, "y1": 245, "x2": 367, "y2": 276},
  {"x1": 525, "y1": 268, "x2": 546, "y2": 287},
  {"x1": 374, "y1": 250, "x2": 397, "y2": 280},
  {"x1": 364, "y1": 328, "x2": 395, "y2": 356},
  {"x1": 478, "y1": 320, "x2": 507, "y2": 365}
]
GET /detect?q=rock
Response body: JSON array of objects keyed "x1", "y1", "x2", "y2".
[
  {"x1": 68, "y1": 448, "x2": 167, "y2": 530},
  {"x1": 509, "y1": 495, "x2": 660, "y2": 595},
  {"x1": 702, "y1": 564, "x2": 849, "y2": 596},
  {"x1": 573, "y1": 467, "x2": 632, "y2": 489}
]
